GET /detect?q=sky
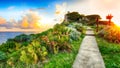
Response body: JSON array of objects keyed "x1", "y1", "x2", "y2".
[{"x1": 0, "y1": 0, "x2": 120, "y2": 31}]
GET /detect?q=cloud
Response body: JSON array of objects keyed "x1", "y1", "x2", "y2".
[
  {"x1": 18, "y1": 10, "x2": 49, "y2": 29},
  {"x1": 0, "y1": 17, "x2": 6, "y2": 24},
  {"x1": 0, "y1": 10, "x2": 54, "y2": 30},
  {"x1": 66, "y1": 0, "x2": 91, "y2": 14},
  {"x1": 21, "y1": 16, "x2": 29, "y2": 28},
  {"x1": 29, "y1": 8, "x2": 45, "y2": 11},
  {"x1": 55, "y1": 3, "x2": 67, "y2": 15},
  {"x1": 24, "y1": 10, "x2": 41, "y2": 29},
  {"x1": 66, "y1": 0, "x2": 120, "y2": 18},
  {"x1": 0, "y1": 3, "x2": 67, "y2": 30},
  {"x1": 0, "y1": 27, "x2": 6, "y2": 29},
  {"x1": 0, "y1": 23, "x2": 13, "y2": 29},
  {"x1": 54, "y1": 3, "x2": 67, "y2": 23},
  {"x1": 0, "y1": 18, "x2": 19, "y2": 29},
  {"x1": 8, "y1": 6, "x2": 15, "y2": 10},
  {"x1": 0, "y1": 2, "x2": 71, "y2": 30}
]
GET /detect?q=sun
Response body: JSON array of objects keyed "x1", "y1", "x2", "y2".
[
  {"x1": 115, "y1": 23, "x2": 120, "y2": 27},
  {"x1": 113, "y1": 20, "x2": 120, "y2": 27}
]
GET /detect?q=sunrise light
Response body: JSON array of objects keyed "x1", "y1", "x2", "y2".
[
  {"x1": 41, "y1": 16, "x2": 53, "y2": 25},
  {"x1": 113, "y1": 19, "x2": 120, "y2": 27},
  {"x1": 36, "y1": 22, "x2": 41, "y2": 28}
]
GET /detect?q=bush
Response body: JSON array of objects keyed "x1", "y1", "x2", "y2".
[
  {"x1": 70, "y1": 29, "x2": 81, "y2": 41},
  {"x1": 20, "y1": 40, "x2": 48, "y2": 64},
  {"x1": 14, "y1": 34, "x2": 30, "y2": 43},
  {"x1": 0, "y1": 51, "x2": 7, "y2": 61},
  {"x1": 0, "y1": 41, "x2": 17, "y2": 52},
  {"x1": 98, "y1": 25, "x2": 120, "y2": 43},
  {"x1": 66, "y1": 23, "x2": 82, "y2": 41}
]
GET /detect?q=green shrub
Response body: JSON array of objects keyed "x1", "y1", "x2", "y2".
[
  {"x1": 66, "y1": 24, "x2": 81, "y2": 41},
  {"x1": 0, "y1": 41, "x2": 16, "y2": 52},
  {"x1": 70, "y1": 29, "x2": 81, "y2": 41},
  {"x1": 0, "y1": 51, "x2": 7, "y2": 61},
  {"x1": 14, "y1": 34, "x2": 30, "y2": 43},
  {"x1": 20, "y1": 40, "x2": 48, "y2": 64}
]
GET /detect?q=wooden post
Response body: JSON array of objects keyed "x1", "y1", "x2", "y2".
[{"x1": 96, "y1": 17, "x2": 99, "y2": 32}]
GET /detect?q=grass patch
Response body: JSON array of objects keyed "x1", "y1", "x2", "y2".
[
  {"x1": 43, "y1": 36, "x2": 83, "y2": 68},
  {"x1": 96, "y1": 37, "x2": 120, "y2": 68}
]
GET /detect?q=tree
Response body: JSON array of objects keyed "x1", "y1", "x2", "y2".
[
  {"x1": 66, "y1": 12, "x2": 81, "y2": 22},
  {"x1": 86, "y1": 14, "x2": 101, "y2": 25},
  {"x1": 86, "y1": 15, "x2": 101, "y2": 20}
]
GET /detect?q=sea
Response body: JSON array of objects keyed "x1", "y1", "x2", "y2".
[{"x1": 0, "y1": 32, "x2": 38, "y2": 45}]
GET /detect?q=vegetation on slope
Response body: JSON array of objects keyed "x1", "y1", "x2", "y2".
[
  {"x1": 96, "y1": 24, "x2": 120, "y2": 68},
  {"x1": 0, "y1": 21, "x2": 85, "y2": 68},
  {"x1": 43, "y1": 37, "x2": 83, "y2": 68},
  {"x1": 96, "y1": 37, "x2": 120, "y2": 68},
  {"x1": 98, "y1": 25, "x2": 120, "y2": 43}
]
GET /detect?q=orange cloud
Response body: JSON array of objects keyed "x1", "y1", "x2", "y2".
[
  {"x1": 27, "y1": 11, "x2": 41, "y2": 29},
  {"x1": 20, "y1": 10, "x2": 42, "y2": 29},
  {"x1": 0, "y1": 10, "x2": 53, "y2": 31},
  {"x1": 0, "y1": 17, "x2": 6, "y2": 24},
  {"x1": 21, "y1": 17, "x2": 29, "y2": 28}
]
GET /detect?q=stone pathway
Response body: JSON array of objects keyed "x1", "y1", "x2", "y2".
[{"x1": 72, "y1": 27, "x2": 105, "y2": 68}]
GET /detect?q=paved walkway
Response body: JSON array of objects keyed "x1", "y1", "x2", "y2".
[{"x1": 72, "y1": 27, "x2": 105, "y2": 68}]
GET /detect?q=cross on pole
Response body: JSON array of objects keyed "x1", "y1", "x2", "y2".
[{"x1": 106, "y1": 14, "x2": 113, "y2": 25}]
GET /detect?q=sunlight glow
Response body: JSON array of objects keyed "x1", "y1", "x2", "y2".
[
  {"x1": 113, "y1": 20, "x2": 120, "y2": 27},
  {"x1": 40, "y1": 16, "x2": 52, "y2": 25},
  {"x1": 112, "y1": 17, "x2": 120, "y2": 27},
  {"x1": 36, "y1": 22, "x2": 41, "y2": 27}
]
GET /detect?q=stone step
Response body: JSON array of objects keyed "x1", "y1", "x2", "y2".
[{"x1": 85, "y1": 34, "x2": 95, "y2": 36}]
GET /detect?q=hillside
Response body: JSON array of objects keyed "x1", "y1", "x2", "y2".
[{"x1": 0, "y1": 12, "x2": 86, "y2": 67}]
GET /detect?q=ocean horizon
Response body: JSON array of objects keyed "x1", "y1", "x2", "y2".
[{"x1": 0, "y1": 32, "x2": 38, "y2": 44}]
